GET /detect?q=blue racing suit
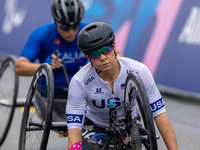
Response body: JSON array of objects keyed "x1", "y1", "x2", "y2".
[{"x1": 20, "y1": 22, "x2": 88, "y2": 88}]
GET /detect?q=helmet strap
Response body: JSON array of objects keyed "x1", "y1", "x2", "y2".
[
  {"x1": 96, "y1": 69, "x2": 102, "y2": 74},
  {"x1": 89, "y1": 60, "x2": 102, "y2": 74},
  {"x1": 114, "y1": 50, "x2": 117, "y2": 58}
]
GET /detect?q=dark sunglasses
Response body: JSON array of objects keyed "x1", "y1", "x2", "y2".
[
  {"x1": 88, "y1": 44, "x2": 114, "y2": 59},
  {"x1": 59, "y1": 24, "x2": 79, "y2": 31}
]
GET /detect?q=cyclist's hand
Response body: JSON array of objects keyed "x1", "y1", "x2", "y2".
[
  {"x1": 51, "y1": 54, "x2": 63, "y2": 69},
  {"x1": 45, "y1": 54, "x2": 62, "y2": 69}
]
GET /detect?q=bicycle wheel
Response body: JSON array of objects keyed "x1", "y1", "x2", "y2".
[
  {"x1": 0, "y1": 56, "x2": 19, "y2": 146},
  {"x1": 18, "y1": 63, "x2": 54, "y2": 150},
  {"x1": 124, "y1": 72, "x2": 158, "y2": 150}
]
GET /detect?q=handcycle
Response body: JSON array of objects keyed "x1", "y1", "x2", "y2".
[
  {"x1": 18, "y1": 61, "x2": 158, "y2": 149},
  {"x1": 82, "y1": 72, "x2": 158, "y2": 150},
  {"x1": 0, "y1": 56, "x2": 20, "y2": 146}
]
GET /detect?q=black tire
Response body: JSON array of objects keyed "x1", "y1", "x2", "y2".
[
  {"x1": 124, "y1": 72, "x2": 158, "y2": 150},
  {"x1": 18, "y1": 63, "x2": 54, "y2": 150},
  {"x1": 0, "y1": 56, "x2": 19, "y2": 146}
]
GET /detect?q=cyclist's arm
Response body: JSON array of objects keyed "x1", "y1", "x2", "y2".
[
  {"x1": 154, "y1": 112, "x2": 179, "y2": 150},
  {"x1": 16, "y1": 54, "x2": 62, "y2": 76},
  {"x1": 68, "y1": 128, "x2": 82, "y2": 149},
  {"x1": 139, "y1": 65, "x2": 178, "y2": 149},
  {"x1": 66, "y1": 76, "x2": 87, "y2": 148},
  {"x1": 15, "y1": 57, "x2": 40, "y2": 76},
  {"x1": 15, "y1": 55, "x2": 62, "y2": 76}
]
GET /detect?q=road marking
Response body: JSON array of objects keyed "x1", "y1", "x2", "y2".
[{"x1": 20, "y1": 106, "x2": 36, "y2": 113}]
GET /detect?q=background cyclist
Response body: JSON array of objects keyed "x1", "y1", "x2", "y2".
[
  {"x1": 15, "y1": 0, "x2": 89, "y2": 121},
  {"x1": 15, "y1": 0, "x2": 87, "y2": 96},
  {"x1": 66, "y1": 22, "x2": 179, "y2": 150},
  {"x1": 15, "y1": 0, "x2": 122, "y2": 94}
]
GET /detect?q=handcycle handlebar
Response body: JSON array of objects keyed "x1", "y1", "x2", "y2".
[{"x1": 54, "y1": 50, "x2": 70, "y2": 87}]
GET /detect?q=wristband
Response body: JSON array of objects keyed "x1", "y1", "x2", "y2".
[
  {"x1": 69, "y1": 141, "x2": 82, "y2": 150},
  {"x1": 45, "y1": 55, "x2": 52, "y2": 64}
]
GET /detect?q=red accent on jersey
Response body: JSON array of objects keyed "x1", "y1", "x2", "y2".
[{"x1": 54, "y1": 39, "x2": 61, "y2": 45}]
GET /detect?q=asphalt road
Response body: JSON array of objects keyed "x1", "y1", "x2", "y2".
[{"x1": 1, "y1": 76, "x2": 200, "y2": 150}]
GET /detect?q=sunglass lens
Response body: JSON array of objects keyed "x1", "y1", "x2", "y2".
[
  {"x1": 102, "y1": 46, "x2": 113, "y2": 55},
  {"x1": 88, "y1": 50, "x2": 100, "y2": 59},
  {"x1": 88, "y1": 45, "x2": 114, "y2": 59},
  {"x1": 60, "y1": 24, "x2": 79, "y2": 31}
]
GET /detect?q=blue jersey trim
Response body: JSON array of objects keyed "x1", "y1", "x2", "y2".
[
  {"x1": 66, "y1": 114, "x2": 84, "y2": 124},
  {"x1": 150, "y1": 98, "x2": 164, "y2": 113}
]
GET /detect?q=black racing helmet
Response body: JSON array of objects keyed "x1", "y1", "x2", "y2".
[
  {"x1": 78, "y1": 22, "x2": 115, "y2": 55},
  {"x1": 51, "y1": 0, "x2": 84, "y2": 26}
]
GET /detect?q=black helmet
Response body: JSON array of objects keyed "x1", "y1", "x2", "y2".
[
  {"x1": 51, "y1": 0, "x2": 84, "y2": 26},
  {"x1": 78, "y1": 22, "x2": 115, "y2": 55}
]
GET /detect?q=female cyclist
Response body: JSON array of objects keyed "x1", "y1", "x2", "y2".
[{"x1": 66, "y1": 22, "x2": 179, "y2": 150}]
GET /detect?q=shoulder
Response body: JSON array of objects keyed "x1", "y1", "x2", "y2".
[
  {"x1": 118, "y1": 57, "x2": 153, "y2": 79},
  {"x1": 32, "y1": 23, "x2": 57, "y2": 36},
  {"x1": 118, "y1": 57, "x2": 147, "y2": 71}
]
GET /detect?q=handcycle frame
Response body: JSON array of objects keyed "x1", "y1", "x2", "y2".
[
  {"x1": 18, "y1": 62, "x2": 69, "y2": 150},
  {"x1": 0, "y1": 53, "x2": 69, "y2": 147},
  {"x1": 18, "y1": 49, "x2": 71, "y2": 150}
]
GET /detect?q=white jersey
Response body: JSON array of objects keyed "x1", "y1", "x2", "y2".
[{"x1": 66, "y1": 57, "x2": 166, "y2": 130}]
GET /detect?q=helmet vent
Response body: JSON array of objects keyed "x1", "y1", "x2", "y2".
[
  {"x1": 86, "y1": 25, "x2": 97, "y2": 31},
  {"x1": 89, "y1": 38, "x2": 102, "y2": 44},
  {"x1": 68, "y1": 12, "x2": 75, "y2": 22},
  {"x1": 110, "y1": 33, "x2": 113, "y2": 37},
  {"x1": 59, "y1": 10, "x2": 65, "y2": 19},
  {"x1": 78, "y1": 8, "x2": 81, "y2": 19},
  {"x1": 52, "y1": 0, "x2": 84, "y2": 26}
]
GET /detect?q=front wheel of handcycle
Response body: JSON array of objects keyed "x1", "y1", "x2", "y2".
[
  {"x1": 124, "y1": 72, "x2": 158, "y2": 150},
  {"x1": 0, "y1": 56, "x2": 19, "y2": 147},
  {"x1": 18, "y1": 63, "x2": 54, "y2": 150}
]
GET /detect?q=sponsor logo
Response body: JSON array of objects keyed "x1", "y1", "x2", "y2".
[
  {"x1": 84, "y1": 76, "x2": 95, "y2": 85},
  {"x1": 54, "y1": 39, "x2": 61, "y2": 45},
  {"x1": 94, "y1": 88, "x2": 104, "y2": 94},
  {"x1": 178, "y1": 6, "x2": 200, "y2": 45},
  {"x1": 150, "y1": 98, "x2": 164, "y2": 113},
  {"x1": 66, "y1": 114, "x2": 83, "y2": 123}
]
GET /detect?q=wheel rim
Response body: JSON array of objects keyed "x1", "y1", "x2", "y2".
[{"x1": 0, "y1": 57, "x2": 18, "y2": 146}]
